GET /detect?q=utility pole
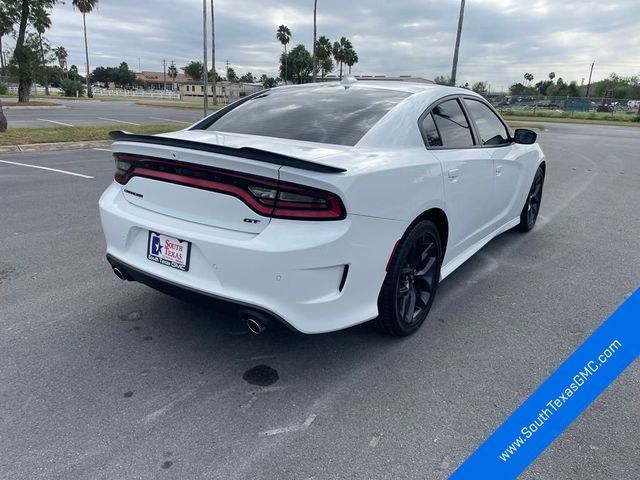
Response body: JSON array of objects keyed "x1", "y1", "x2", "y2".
[
  {"x1": 162, "y1": 59, "x2": 167, "y2": 91},
  {"x1": 450, "y1": 0, "x2": 465, "y2": 87},
  {"x1": 585, "y1": 61, "x2": 595, "y2": 98},
  {"x1": 312, "y1": 0, "x2": 317, "y2": 83},
  {"x1": 211, "y1": 0, "x2": 216, "y2": 105},
  {"x1": 202, "y1": 0, "x2": 209, "y2": 116}
]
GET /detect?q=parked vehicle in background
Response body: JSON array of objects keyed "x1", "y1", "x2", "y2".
[{"x1": 100, "y1": 81, "x2": 546, "y2": 336}]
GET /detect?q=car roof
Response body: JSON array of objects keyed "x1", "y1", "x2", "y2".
[{"x1": 275, "y1": 80, "x2": 475, "y2": 97}]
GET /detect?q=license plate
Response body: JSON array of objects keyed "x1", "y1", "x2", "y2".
[{"x1": 147, "y1": 231, "x2": 191, "y2": 271}]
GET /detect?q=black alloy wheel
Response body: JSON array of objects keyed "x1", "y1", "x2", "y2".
[
  {"x1": 377, "y1": 220, "x2": 442, "y2": 336},
  {"x1": 517, "y1": 167, "x2": 545, "y2": 232}
]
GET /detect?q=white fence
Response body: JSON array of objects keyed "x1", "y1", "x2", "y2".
[{"x1": 7, "y1": 85, "x2": 181, "y2": 100}]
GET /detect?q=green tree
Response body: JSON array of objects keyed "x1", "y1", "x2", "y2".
[
  {"x1": 0, "y1": 3, "x2": 17, "y2": 70},
  {"x1": 319, "y1": 57, "x2": 334, "y2": 79},
  {"x1": 208, "y1": 68, "x2": 221, "y2": 82},
  {"x1": 548, "y1": 72, "x2": 555, "y2": 82},
  {"x1": 53, "y1": 46, "x2": 68, "y2": 72},
  {"x1": 276, "y1": 24, "x2": 291, "y2": 85},
  {"x1": 471, "y1": 81, "x2": 488, "y2": 94},
  {"x1": 344, "y1": 44, "x2": 358, "y2": 74},
  {"x1": 60, "y1": 77, "x2": 84, "y2": 97},
  {"x1": 114, "y1": 61, "x2": 135, "y2": 88},
  {"x1": 261, "y1": 75, "x2": 277, "y2": 88},
  {"x1": 332, "y1": 37, "x2": 351, "y2": 79},
  {"x1": 9, "y1": 33, "x2": 51, "y2": 101},
  {"x1": 315, "y1": 35, "x2": 332, "y2": 78},
  {"x1": 32, "y1": 4, "x2": 52, "y2": 95},
  {"x1": 226, "y1": 67, "x2": 238, "y2": 82},
  {"x1": 280, "y1": 44, "x2": 312, "y2": 84},
  {"x1": 167, "y1": 63, "x2": 178, "y2": 80},
  {"x1": 5, "y1": 0, "x2": 58, "y2": 102},
  {"x1": 239, "y1": 72, "x2": 255, "y2": 83},
  {"x1": 523, "y1": 72, "x2": 534, "y2": 86},
  {"x1": 433, "y1": 75, "x2": 451, "y2": 85},
  {"x1": 91, "y1": 66, "x2": 113, "y2": 86},
  {"x1": 72, "y1": 0, "x2": 99, "y2": 97},
  {"x1": 182, "y1": 61, "x2": 204, "y2": 81}
]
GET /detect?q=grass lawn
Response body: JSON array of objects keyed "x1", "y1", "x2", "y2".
[
  {"x1": 135, "y1": 100, "x2": 224, "y2": 110},
  {"x1": 506, "y1": 121, "x2": 545, "y2": 130},
  {"x1": 0, "y1": 124, "x2": 180, "y2": 146},
  {"x1": 503, "y1": 115, "x2": 640, "y2": 128},
  {"x1": 1, "y1": 100, "x2": 64, "y2": 107}
]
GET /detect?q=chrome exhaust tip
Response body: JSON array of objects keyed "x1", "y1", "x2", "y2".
[
  {"x1": 246, "y1": 317, "x2": 266, "y2": 335},
  {"x1": 112, "y1": 266, "x2": 129, "y2": 281},
  {"x1": 240, "y1": 310, "x2": 274, "y2": 335}
]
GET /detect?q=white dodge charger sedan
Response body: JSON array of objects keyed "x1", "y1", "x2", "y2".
[{"x1": 99, "y1": 80, "x2": 545, "y2": 336}]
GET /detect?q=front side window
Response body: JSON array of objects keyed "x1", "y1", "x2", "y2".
[
  {"x1": 430, "y1": 99, "x2": 474, "y2": 148},
  {"x1": 463, "y1": 99, "x2": 510, "y2": 146},
  {"x1": 204, "y1": 86, "x2": 411, "y2": 146}
]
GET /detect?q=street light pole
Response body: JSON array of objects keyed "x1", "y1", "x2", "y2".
[
  {"x1": 585, "y1": 61, "x2": 595, "y2": 98},
  {"x1": 202, "y1": 0, "x2": 209, "y2": 116},
  {"x1": 211, "y1": 0, "x2": 216, "y2": 105},
  {"x1": 162, "y1": 59, "x2": 167, "y2": 91},
  {"x1": 312, "y1": 0, "x2": 317, "y2": 83},
  {"x1": 450, "y1": 0, "x2": 465, "y2": 87}
]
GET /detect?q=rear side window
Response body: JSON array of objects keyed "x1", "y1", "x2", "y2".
[
  {"x1": 463, "y1": 99, "x2": 510, "y2": 146},
  {"x1": 204, "y1": 86, "x2": 411, "y2": 146},
  {"x1": 430, "y1": 99, "x2": 474, "y2": 148},
  {"x1": 421, "y1": 113, "x2": 442, "y2": 147}
]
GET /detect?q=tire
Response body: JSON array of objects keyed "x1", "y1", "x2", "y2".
[
  {"x1": 376, "y1": 220, "x2": 442, "y2": 336},
  {"x1": 516, "y1": 167, "x2": 544, "y2": 232}
]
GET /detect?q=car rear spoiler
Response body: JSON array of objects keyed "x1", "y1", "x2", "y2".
[{"x1": 109, "y1": 131, "x2": 347, "y2": 174}]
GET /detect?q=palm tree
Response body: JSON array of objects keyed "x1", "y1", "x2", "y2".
[
  {"x1": 72, "y1": 0, "x2": 99, "y2": 98},
  {"x1": 167, "y1": 62, "x2": 178, "y2": 90},
  {"x1": 315, "y1": 35, "x2": 332, "y2": 79},
  {"x1": 332, "y1": 37, "x2": 350, "y2": 79},
  {"x1": 344, "y1": 45, "x2": 358, "y2": 74},
  {"x1": 32, "y1": 6, "x2": 52, "y2": 95},
  {"x1": 53, "y1": 46, "x2": 68, "y2": 73},
  {"x1": 276, "y1": 25, "x2": 291, "y2": 85},
  {"x1": 524, "y1": 72, "x2": 534, "y2": 86}
]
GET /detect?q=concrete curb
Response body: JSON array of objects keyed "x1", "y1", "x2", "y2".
[
  {"x1": 0, "y1": 140, "x2": 112, "y2": 153},
  {"x1": 2, "y1": 105, "x2": 67, "y2": 110}
]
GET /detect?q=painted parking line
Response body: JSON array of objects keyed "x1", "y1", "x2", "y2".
[
  {"x1": 37, "y1": 118, "x2": 73, "y2": 127},
  {"x1": 0, "y1": 159, "x2": 94, "y2": 179},
  {"x1": 93, "y1": 148, "x2": 112, "y2": 152},
  {"x1": 97, "y1": 117, "x2": 141, "y2": 126},
  {"x1": 149, "y1": 116, "x2": 191, "y2": 125}
]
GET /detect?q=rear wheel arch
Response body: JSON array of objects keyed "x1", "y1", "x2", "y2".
[{"x1": 409, "y1": 208, "x2": 449, "y2": 260}]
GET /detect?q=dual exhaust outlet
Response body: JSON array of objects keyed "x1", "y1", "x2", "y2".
[{"x1": 111, "y1": 265, "x2": 276, "y2": 335}]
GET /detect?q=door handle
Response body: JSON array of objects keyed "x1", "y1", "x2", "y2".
[
  {"x1": 448, "y1": 168, "x2": 460, "y2": 179},
  {"x1": 496, "y1": 165, "x2": 503, "y2": 176}
]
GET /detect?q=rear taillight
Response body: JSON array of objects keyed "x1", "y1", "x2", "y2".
[{"x1": 113, "y1": 153, "x2": 346, "y2": 221}]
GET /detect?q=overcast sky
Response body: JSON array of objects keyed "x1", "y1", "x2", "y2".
[{"x1": 25, "y1": 0, "x2": 640, "y2": 89}]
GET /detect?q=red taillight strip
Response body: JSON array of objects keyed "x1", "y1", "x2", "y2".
[
  {"x1": 114, "y1": 154, "x2": 347, "y2": 220},
  {"x1": 127, "y1": 167, "x2": 276, "y2": 216}
]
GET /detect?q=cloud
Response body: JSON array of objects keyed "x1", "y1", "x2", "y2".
[{"x1": 15, "y1": 0, "x2": 637, "y2": 88}]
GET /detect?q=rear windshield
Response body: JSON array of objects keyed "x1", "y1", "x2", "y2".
[{"x1": 204, "y1": 86, "x2": 411, "y2": 146}]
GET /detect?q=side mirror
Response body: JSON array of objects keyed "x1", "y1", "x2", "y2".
[{"x1": 513, "y1": 128, "x2": 537, "y2": 145}]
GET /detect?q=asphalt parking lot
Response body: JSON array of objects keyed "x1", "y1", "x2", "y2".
[
  {"x1": 3, "y1": 98, "x2": 203, "y2": 128},
  {"x1": 1, "y1": 123, "x2": 638, "y2": 479}
]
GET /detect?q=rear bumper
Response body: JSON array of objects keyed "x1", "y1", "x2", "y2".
[
  {"x1": 106, "y1": 253, "x2": 297, "y2": 331},
  {"x1": 99, "y1": 182, "x2": 408, "y2": 333}
]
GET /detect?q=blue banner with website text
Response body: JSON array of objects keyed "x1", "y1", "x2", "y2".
[{"x1": 450, "y1": 288, "x2": 640, "y2": 479}]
